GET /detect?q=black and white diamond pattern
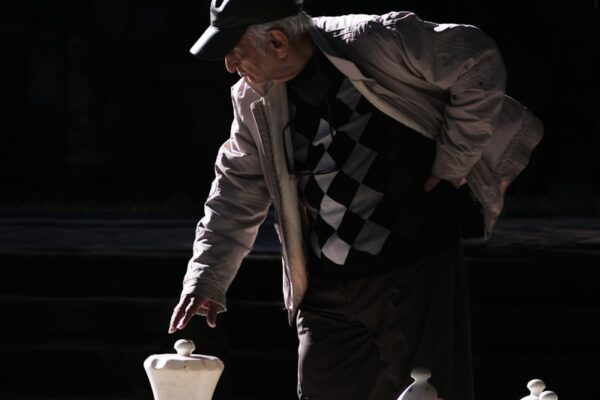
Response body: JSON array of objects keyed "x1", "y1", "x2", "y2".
[{"x1": 290, "y1": 75, "x2": 402, "y2": 265}]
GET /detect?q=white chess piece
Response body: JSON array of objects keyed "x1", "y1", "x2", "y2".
[
  {"x1": 520, "y1": 379, "x2": 546, "y2": 400},
  {"x1": 539, "y1": 390, "x2": 558, "y2": 400},
  {"x1": 144, "y1": 339, "x2": 224, "y2": 400},
  {"x1": 397, "y1": 367, "x2": 439, "y2": 400}
]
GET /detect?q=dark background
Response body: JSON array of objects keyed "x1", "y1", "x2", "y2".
[
  {"x1": 2, "y1": 0, "x2": 599, "y2": 217},
  {"x1": 1, "y1": 1, "x2": 599, "y2": 400}
]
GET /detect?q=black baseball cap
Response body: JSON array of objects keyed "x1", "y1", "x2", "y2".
[{"x1": 190, "y1": 0, "x2": 303, "y2": 61}]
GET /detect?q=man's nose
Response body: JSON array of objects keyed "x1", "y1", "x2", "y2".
[{"x1": 224, "y1": 53, "x2": 238, "y2": 74}]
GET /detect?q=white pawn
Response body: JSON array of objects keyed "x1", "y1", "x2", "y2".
[
  {"x1": 144, "y1": 339, "x2": 224, "y2": 400},
  {"x1": 539, "y1": 390, "x2": 558, "y2": 400},
  {"x1": 397, "y1": 367, "x2": 440, "y2": 400},
  {"x1": 520, "y1": 379, "x2": 546, "y2": 400}
]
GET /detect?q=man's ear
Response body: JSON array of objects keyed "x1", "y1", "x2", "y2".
[{"x1": 266, "y1": 29, "x2": 289, "y2": 59}]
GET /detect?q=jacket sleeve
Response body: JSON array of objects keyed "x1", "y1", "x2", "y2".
[
  {"x1": 384, "y1": 12, "x2": 508, "y2": 180},
  {"x1": 181, "y1": 102, "x2": 272, "y2": 312}
]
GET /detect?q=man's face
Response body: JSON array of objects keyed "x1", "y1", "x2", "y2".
[{"x1": 224, "y1": 33, "x2": 284, "y2": 85}]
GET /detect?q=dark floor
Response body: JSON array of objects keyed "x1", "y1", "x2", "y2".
[{"x1": 1, "y1": 213, "x2": 599, "y2": 399}]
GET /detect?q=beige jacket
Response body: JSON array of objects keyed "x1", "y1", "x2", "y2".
[{"x1": 181, "y1": 12, "x2": 543, "y2": 323}]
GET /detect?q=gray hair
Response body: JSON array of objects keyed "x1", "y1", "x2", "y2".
[{"x1": 245, "y1": 11, "x2": 313, "y2": 54}]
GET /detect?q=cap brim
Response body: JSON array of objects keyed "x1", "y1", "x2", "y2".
[{"x1": 189, "y1": 25, "x2": 247, "y2": 61}]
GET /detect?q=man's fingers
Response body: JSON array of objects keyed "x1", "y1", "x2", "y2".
[
  {"x1": 206, "y1": 303, "x2": 218, "y2": 328},
  {"x1": 177, "y1": 296, "x2": 202, "y2": 330},
  {"x1": 453, "y1": 177, "x2": 467, "y2": 188},
  {"x1": 424, "y1": 175, "x2": 467, "y2": 191},
  {"x1": 168, "y1": 301, "x2": 187, "y2": 333},
  {"x1": 423, "y1": 176, "x2": 440, "y2": 192},
  {"x1": 168, "y1": 295, "x2": 199, "y2": 333},
  {"x1": 168, "y1": 295, "x2": 219, "y2": 333}
]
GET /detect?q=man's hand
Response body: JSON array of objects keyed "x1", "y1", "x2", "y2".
[
  {"x1": 423, "y1": 175, "x2": 467, "y2": 192},
  {"x1": 168, "y1": 294, "x2": 219, "y2": 333}
]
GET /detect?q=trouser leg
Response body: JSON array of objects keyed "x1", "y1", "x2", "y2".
[
  {"x1": 296, "y1": 278, "x2": 391, "y2": 400},
  {"x1": 360, "y1": 242, "x2": 474, "y2": 400},
  {"x1": 296, "y1": 242, "x2": 474, "y2": 400}
]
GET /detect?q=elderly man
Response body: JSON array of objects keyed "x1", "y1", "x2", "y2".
[{"x1": 168, "y1": 1, "x2": 543, "y2": 399}]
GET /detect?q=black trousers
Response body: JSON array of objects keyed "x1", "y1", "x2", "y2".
[{"x1": 296, "y1": 241, "x2": 474, "y2": 400}]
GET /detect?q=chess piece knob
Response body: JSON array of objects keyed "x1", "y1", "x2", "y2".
[
  {"x1": 144, "y1": 339, "x2": 224, "y2": 400},
  {"x1": 397, "y1": 367, "x2": 439, "y2": 400},
  {"x1": 174, "y1": 339, "x2": 195, "y2": 356},
  {"x1": 521, "y1": 379, "x2": 546, "y2": 400},
  {"x1": 539, "y1": 390, "x2": 558, "y2": 400}
]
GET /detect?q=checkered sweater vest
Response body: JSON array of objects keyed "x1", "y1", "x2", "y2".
[{"x1": 287, "y1": 51, "x2": 460, "y2": 277}]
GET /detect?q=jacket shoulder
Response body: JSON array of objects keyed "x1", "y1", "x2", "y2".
[
  {"x1": 312, "y1": 11, "x2": 494, "y2": 53},
  {"x1": 311, "y1": 11, "x2": 416, "y2": 32}
]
